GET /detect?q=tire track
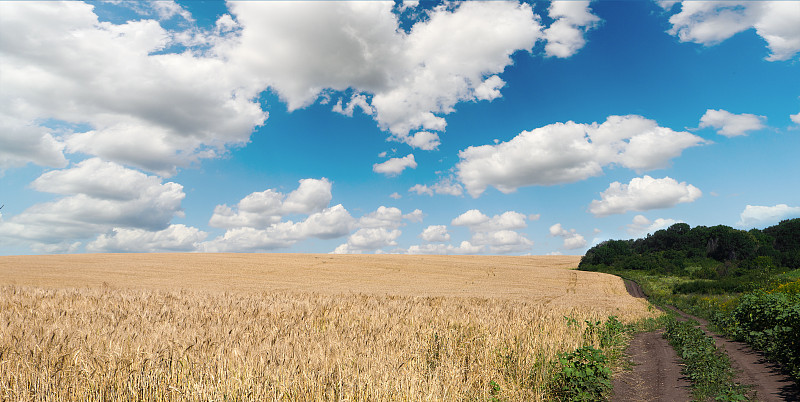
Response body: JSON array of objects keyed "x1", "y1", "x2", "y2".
[{"x1": 616, "y1": 279, "x2": 799, "y2": 401}]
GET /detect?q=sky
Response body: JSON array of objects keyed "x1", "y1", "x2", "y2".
[{"x1": 1, "y1": 0, "x2": 799, "y2": 256}]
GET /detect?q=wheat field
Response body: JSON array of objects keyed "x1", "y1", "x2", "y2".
[{"x1": 0, "y1": 254, "x2": 654, "y2": 401}]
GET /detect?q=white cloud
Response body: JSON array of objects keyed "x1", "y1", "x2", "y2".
[
  {"x1": 626, "y1": 215, "x2": 680, "y2": 236},
  {"x1": 391, "y1": 131, "x2": 441, "y2": 151},
  {"x1": 407, "y1": 241, "x2": 482, "y2": 255},
  {"x1": 449, "y1": 209, "x2": 532, "y2": 254},
  {"x1": 451, "y1": 209, "x2": 490, "y2": 227},
  {"x1": 409, "y1": 177, "x2": 464, "y2": 197},
  {"x1": 369, "y1": 1, "x2": 542, "y2": 136},
  {"x1": 404, "y1": 209, "x2": 424, "y2": 223},
  {"x1": 389, "y1": 192, "x2": 402, "y2": 199},
  {"x1": 790, "y1": 112, "x2": 800, "y2": 125},
  {"x1": 282, "y1": 178, "x2": 334, "y2": 214},
  {"x1": 373, "y1": 154, "x2": 417, "y2": 176},
  {"x1": 227, "y1": 1, "x2": 541, "y2": 140},
  {"x1": 408, "y1": 209, "x2": 533, "y2": 255},
  {"x1": 472, "y1": 229, "x2": 534, "y2": 254},
  {"x1": 332, "y1": 93, "x2": 375, "y2": 117},
  {"x1": 543, "y1": 1, "x2": 601, "y2": 58},
  {"x1": 348, "y1": 228, "x2": 401, "y2": 250},
  {"x1": 87, "y1": 224, "x2": 207, "y2": 253},
  {"x1": 737, "y1": 204, "x2": 800, "y2": 227},
  {"x1": 549, "y1": 223, "x2": 587, "y2": 250},
  {"x1": 203, "y1": 204, "x2": 355, "y2": 252},
  {"x1": 409, "y1": 184, "x2": 433, "y2": 196},
  {"x1": 202, "y1": 178, "x2": 356, "y2": 252},
  {"x1": 0, "y1": 116, "x2": 67, "y2": 171},
  {"x1": 209, "y1": 178, "x2": 332, "y2": 229},
  {"x1": 332, "y1": 227, "x2": 402, "y2": 254},
  {"x1": 0, "y1": 2, "x2": 266, "y2": 175},
  {"x1": 431, "y1": 178, "x2": 464, "y2": 196},
  {"x1": 115, "y1": 0, "x2": 194, "y2": 22},
  {"x1": 457, "y1": 115, "x2": 706, "y2": 197},
  {"x1": 589, "y1": 175, "x2": 702, "y2": 217},
  {"x1": 699, "y1": 109, "x2": 766, "y2": 137},
  {"x1": 359, "y1": 206, "x2": 406, "y2": 229},
  {"x1": 420, "y1": 225, "x2": 450, "y2": 242},
  {"x1": 331, "y1": 205, "x2": 421, "y2": 254},
  {"x1": 452, "y1": 210, "x2": 528, "y2": 232},
  {"x1": 0, "y1": 158, "x2": 185, "y2": 246},
  {"x1": 663, "y1": 1, "x2": 800, "y2": 61}
]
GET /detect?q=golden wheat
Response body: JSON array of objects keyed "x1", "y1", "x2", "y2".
[{"x1": 0, "y1": 254, "x2": 654, "y2": 401}]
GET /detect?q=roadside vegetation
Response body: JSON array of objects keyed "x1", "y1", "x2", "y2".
[{"x1": 578, "y1": 218, "x2": 800, "y2": 395}]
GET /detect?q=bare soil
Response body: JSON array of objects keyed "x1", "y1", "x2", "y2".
[
  {"x1": 616, "y1": 280, "x2": 800, "y2": 402},
  {"x1": 612, "y1": 329, "x2": 691, "y2": 401}
]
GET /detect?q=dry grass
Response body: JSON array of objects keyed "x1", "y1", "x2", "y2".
[{"x1": 0, "y1": 254, "x2": 655, "y2": 400}]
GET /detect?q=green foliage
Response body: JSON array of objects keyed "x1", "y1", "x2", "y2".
[
  {"x1": 728, "y1": 291, "x2": 800, "y2": 381},
  {"x1": 488, "y1": 380, "x2": 501, "y2": 402},
  {"x1": 546, "y1": 316, "x2": 631, "y2": 401},
  {"x1": 550, "y1": 346, "x2": 612, "y2": 401},
  {"x1": 663, "y1": 317, "x2": 750, "y2": 400},
  {"x1": 578, "y1": 218, "x2": 800, "y2": 391},
  {"x1": 579, "y1": 219, "x2": 800, "y2": 278}
]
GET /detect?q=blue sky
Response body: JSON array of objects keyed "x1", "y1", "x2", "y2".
[{"x1": 1, "y1": 0, "x2": 798, "y2": 255}]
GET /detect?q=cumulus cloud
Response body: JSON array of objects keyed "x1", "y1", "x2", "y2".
[
  {"x1": 420, "y1": 225, "x2": 450, "y2": 242},
  {"x1": 790, "y1": 112, "x2": 800, "y2": 125},
  {"x1": 209, "y1": 178, "x2": 332, "y2": 229},
  {"x1": 406, "y1": 209, "x2": 533, "y2": 255},
  {"x1": 589, "y1": 175, "x2": 702, "y2": 217},
  {"x1": 449, "y1": 209, "x2": 533, "y2": 253},
  {"x1": 332, "y1": 227, "x2": 402, "y2": 254},
  {"x1": 626, "y1": 215, "x2": 680, "y2": 236},
  {"x1": 699, "y1": 109, "x2": 766, "y2": 137},
  {"x1": 0, "y1": 116, "x2": 67, "y2": 171},
  {"x1": 543, "y1": 1, "x2": 601, "y2": 58},
  {"x1": 203, "y1": 204, "x2": 355, "y2": 252},
  {"x1": 472, "y1": 229, "x2": 534, "y2": 254},
  {"x1": 409, "y1": 177, "x2": 464, "y2": 197},
  {"x1": 406, "y1": 241, "x2": 483, "y2": 255},
  {"x1": 1, "y1": 1, "x2": 608, "y2": 177},
  {"x1": 201, "y1": 179, "x2": 356, "y2": 252},
  {"x1": 549, "y1": 223, "x2": 587, "y2": 250},
  {"x1": 663, "y1": 1, "x2": 800, "y2": 61},
  {"x1": 358, "y1": 206, "x2": 416, "y2": 229},
  {"x1": 331, "y1": 206, "x2": 422, "y2": 254},
  {"x1": 0, "y1": 158, "x2": 185, "y2": 247},
  {"x1": 452, "y1": 210, "x2": 527, "y2": 232},
  {"x1": 391, "y1": 131, "x2": 441, "y2": 151},
  {"x1": 227, "y1": 1, "x2": 542, "y2": 140},
  {"x1": 737, "y1": 204, "x2": 800, "y2": 227},
  {"x1": 87, "y1": 224, "x2": 207, "y2": 253},
  {"x1": 373, "y1": 154, "x2": 417, "y2": 176},
  {"x1": 457, "y1": 115, "x2": 706, "y2": 197},
  {"x1": 332, "y1": 93, "x2": 375, "y2": 117},
  {"x1": 409, "y1": 184, "x2": 433, "y2": 196},
  {"x1": 0, "y1": 1, "x2": 266, "y2": 174}
]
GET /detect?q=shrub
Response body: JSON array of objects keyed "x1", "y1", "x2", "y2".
[
  {"x1": 549, "y1": 345, "x2": 612, "y2": 401},
  {"x1": 729, "y1": 291, "x2": 800, "y2": 381}
]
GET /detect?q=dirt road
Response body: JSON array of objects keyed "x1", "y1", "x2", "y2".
[
  {"x1": 612, "y1": 328, "x2": 691, "y2": 401},
  {"x1": 614, "y1": 280, "x2": 799, "y2": 401}
]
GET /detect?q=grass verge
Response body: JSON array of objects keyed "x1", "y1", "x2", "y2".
[{"x1": 663, "y1": 315, "x2": 751, "y2": 401}]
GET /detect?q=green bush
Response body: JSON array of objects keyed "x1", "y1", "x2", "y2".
[
  {"x1": 729, "y1": 291, "x2": 800, "y2": 381},
  {"x1": 549, "y1": 345, "x2": 612, "y2": 401}
]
